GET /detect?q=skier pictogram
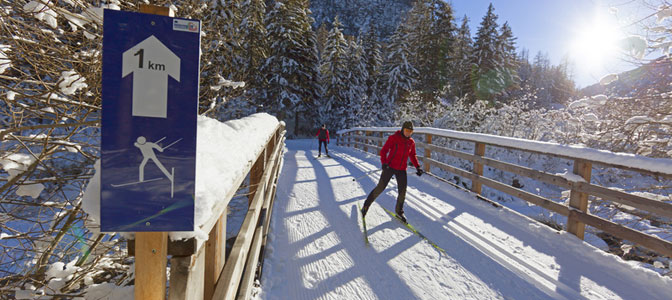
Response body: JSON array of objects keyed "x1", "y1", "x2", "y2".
[{"x1": 110, "y1": 136, "x2": 182, "y2": 198}]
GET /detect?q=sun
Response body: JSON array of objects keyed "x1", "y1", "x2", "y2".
[{"x1": 570, "y1": 18, "x2": 623, "y2": 73}]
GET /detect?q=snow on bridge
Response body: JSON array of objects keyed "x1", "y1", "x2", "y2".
[{"x1": 259, "y1": 139, "x2": 672, "y2": 300}]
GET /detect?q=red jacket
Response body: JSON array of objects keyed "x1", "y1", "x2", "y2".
[
  {"x1": 316, "y1": 128, "x2": 330, "y2": 142},
  {"x1": 380, "y1": 131, "x2": 420, "y2": 171}
]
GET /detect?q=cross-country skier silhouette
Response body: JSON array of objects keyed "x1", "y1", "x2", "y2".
[{"x1": 134, "y1": 136, "x2": 173, "y2": 182}]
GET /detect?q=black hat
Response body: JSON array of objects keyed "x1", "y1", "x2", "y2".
[{"x1": 402, "y1": 121, "x2": 414, "y2": 131}]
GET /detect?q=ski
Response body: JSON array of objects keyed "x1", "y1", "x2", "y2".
[
  {"x1": 358, "y1": 203, "x2": 370, "y2": 246},
  {"x1": 110, "y1": 177, "x2": 163, "y2": 188},
  {"x1": 381, "y1": 207, "x2": 447, "y2": 254}
]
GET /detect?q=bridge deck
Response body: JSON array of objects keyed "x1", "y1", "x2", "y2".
[{"x1": 259, "y1": 140, "x2": 672, "y2": 300}]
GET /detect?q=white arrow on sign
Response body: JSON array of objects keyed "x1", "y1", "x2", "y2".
[{"x1": 122, "y1": 35, "x2": 180, "y2": 118}]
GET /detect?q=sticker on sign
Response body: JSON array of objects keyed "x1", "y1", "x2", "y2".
[{"x1": 173, "y1": 19, "x2": 199, "y2": 33}]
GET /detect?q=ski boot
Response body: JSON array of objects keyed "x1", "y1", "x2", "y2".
[{"x1": 395, "y1": 210, "x2": 407, "y2": 223}]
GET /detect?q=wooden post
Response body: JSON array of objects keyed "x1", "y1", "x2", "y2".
[
  {"x1": 471, "y1": 142, "x2": 486, "y2": 195},
  {"x1": 364, "y1": 131, "x2": 370, "y2": 153},
  {"x1": 204, "y1": 214, "x2": 226, "y2": 299},
  {"x1": 135, "y1": 6, "x2": 170, "y2": 300},
  {"x1": 135, "y1": 232, "x2": 168, "y2": 300},
  {"x1": 424, "y1": 134, "x2": 432, "y2": 173},
  {"x1": 354, "y1": 131, "x2": 359, "y2": 150},
  {"x1": 379, "y1": 132, "x2": 383, "y2": 149},
  {"x1": 139, "y1": 4, "x2": 172, "y2": 16},
  {"x1": 567, "y1": 160, "x2": 592, "y2": 240},
  {"x1": 168, "y1": 248, "x2": 205, "y2": 300}
]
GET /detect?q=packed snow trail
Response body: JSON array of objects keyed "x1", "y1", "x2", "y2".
[{"x1": 259, "y1": 140, "x2": 672, "y2": 300}]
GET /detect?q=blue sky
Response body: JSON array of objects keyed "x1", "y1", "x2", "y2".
[{"x1": 449, "y1": 0, "x2": 649, "y2": 88}]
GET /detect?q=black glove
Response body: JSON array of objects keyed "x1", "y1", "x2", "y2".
[
  {"x1": 416, "y1": 168, "x2": 424, "y2": 176},
  {"x1": 382, "y1": 163, "x2": 390, "y2": 171}
]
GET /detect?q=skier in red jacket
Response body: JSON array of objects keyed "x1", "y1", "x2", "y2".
[
  {"x1": 315, "y1": 124, "x2": 330, "y2": 157},
  {"x1": 360, "y1": 121, "x2": 423, "y2": 223}
]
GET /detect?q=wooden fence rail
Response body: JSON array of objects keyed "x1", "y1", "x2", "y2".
[
  {"x1": 337, "y1": 127, "x2": 672, "y2": 258},
  {"x1": 128, "y1": 124, "x2": 285, "y2": 300}
]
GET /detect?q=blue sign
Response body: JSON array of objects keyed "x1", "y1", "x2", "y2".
[{"x1": 101, "y1": 10, "x2": 200, "y2": 232}]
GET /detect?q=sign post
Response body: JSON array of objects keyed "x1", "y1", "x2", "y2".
[{"x1": 102, "y1": 5, "x2": 200, "y2": 299}]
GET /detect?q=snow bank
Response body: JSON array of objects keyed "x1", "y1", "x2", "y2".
[
  {"x1": 337, "y1": 126, "x2": 672, "y2": 175},
  {"x1": 82, "y1": 113, "x2": 280, "y2": 245}
]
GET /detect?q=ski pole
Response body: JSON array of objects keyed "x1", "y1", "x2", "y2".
[
  {"x1": 352, "y1": 169, "x2": 382, "y2": 181},
  {"x1": 163, "y1": 138, "x2": 183, "y2": 150}
]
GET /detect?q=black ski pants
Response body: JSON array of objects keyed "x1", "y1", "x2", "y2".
[
  {"x1": 319, "y1": 140, "x2": 328, "y2": 155},
  {"x1": 363, "y1": 166, "x2": 407, "y2": 213}
]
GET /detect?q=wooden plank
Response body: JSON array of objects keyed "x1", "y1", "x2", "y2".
[
  {"x1": 350, "y1": 141, "x2": 381, "y2": 153},
  {"x1": 258, "y1": 141, "x2": 285, "y2": 279},
  {"x1": 349, "y1": 134, "x2": 385, "y2": 143},
  {"x1": 199, "y1": 125, "x2": 283, "y2": 248},
  {"x1": 424, "y1": 134, "x2": 432, "y2": 173},
  {"x1": 575, "y1": 182, "x2": 672, "y2": 220},
  {"x1": 418, "y1": 142, "x2": 672, "y2": 220},
  {"x1": 249, "y1": 150, "x2": 265, "y2": 205},
  {"x1": 347, "y1": 127, "x2": 672, "y2": 178},
  {"x1": 135, "y1": 232, "x2": 168, "y2": 300},
  {"x1": 472, "y1": 142, "x2": 486, "y2": 195},
  {"x1": 236, "y1": 218, "x2": 265, "y2": 300},
  {"x1": 427, "y1": 158, "x2": 570, "y2": 216},
  {"x1": 212, "y1": 135, "x2": 284, "y2": 300},
  {"x1": 205, "y1": 215, "x2": 226, "y2": 300},
  {"x1": 212, "y1": 183, "x2": 266, "y2": 300},
  {"x1": 411, "y1": 130, "x2": 672, "y2": 179},
  {"x1": 127, "y1": 237, "x2": 195, "y2": 257},
  {"x1": 363, "y1": 131, "x2": 370, "y2": 153},
  {"x1": 567, "y1": 160, "x2": 592, "y2": 240},
  {"x1": 418, "y1": 142, "x2": 574, "y2": 189},
  {"x1": 168, "y1": 247, "x2": 206, "y2": 300},
  {"x1": 569, "y1": 210, "x2": 672, "y2": 257}
]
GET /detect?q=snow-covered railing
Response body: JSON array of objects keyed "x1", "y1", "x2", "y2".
[
  {"x1": 126, "y1": 120, "x2": 285, "y2": 300},
  {"x1": 337, "y1": 127, "x2": 672, "y2": 257}
]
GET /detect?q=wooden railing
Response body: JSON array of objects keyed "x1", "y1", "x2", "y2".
[
  {"x1": 338, "y1": 127, "x2": 672, "y2": 257},
  {"x1": 128, "y1": 124, "x2": 285, "y2": 300}
]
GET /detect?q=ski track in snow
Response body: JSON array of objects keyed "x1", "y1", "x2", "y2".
[{"x1": 260, "y1": 140, "x2": 672, "y2": 300}]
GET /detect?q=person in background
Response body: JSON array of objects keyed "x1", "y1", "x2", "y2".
[
  {"x1": 360, "y1": 121, "x2": 423, "y2": 223},
  {"x1": 316, "y1": 124, "x2": 330, "y2": 158}
]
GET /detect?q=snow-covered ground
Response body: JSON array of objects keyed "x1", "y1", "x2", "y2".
[{"x1": 259, "y1": 139, "x2": 672, "y2": 300}]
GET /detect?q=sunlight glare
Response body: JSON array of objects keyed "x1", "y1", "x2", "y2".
[{"x1": 570, "y1": 18, "x2": 622, "y2": 73}]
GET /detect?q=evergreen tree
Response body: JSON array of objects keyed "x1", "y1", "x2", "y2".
[
  {"x1": 316, "y1": 22, "x2": 330, "y2": 59},
  {"x1": 216, "y1": 0, "x2": 245, "y2": 82},
  {"x1": 452, "y1": 15, "x2": 474, "y2": 100},
  {"x1": 405, "y1": 0, "x2": 456, "y2": 103},
  {"x1": 241, "y1": 0, "x2": 269, "y2": 86},
  {"x1": 495, "y1": 21, "x2": 520, "y2": 102},
  {"x1": 346, "y1": 37, "x2": 369, "y2": 127},
  {"x1": 261, "y1": 0, "x2": 321, "y2": 127},
  {"x1": 381, "y1": 25, "x2": 419, "y2": 105},
  {"x1": 361, "y1": 25, "x2": 385, "y2": 125},
  {"x1": 319, "y1": 16, "x2": 351, "y2": 130},
  {"x1": 470, "y1": 3, "x2": 503, "y2": 102}
]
